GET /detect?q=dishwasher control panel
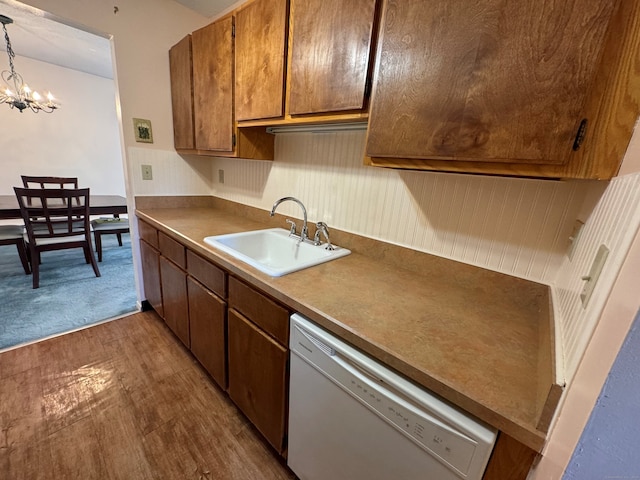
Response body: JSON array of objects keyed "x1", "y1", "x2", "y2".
[{"x1": 345, "y1": 374, "x2": 477, "y2": 475}]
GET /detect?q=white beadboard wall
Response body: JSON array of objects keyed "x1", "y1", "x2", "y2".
[
  {"x1": 211, "y1": 130, "x2": 591, "y2": 283},
  {"x1": 127, "y1": 147, "x2": 213, "y2": 196},
  {"x1": 553, "y1": 171, "x2": 640, "y2": 379}
]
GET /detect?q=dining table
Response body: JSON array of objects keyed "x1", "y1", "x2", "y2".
[{"x1": 0, "y1": 194, "x2": 128, "y2": 220}]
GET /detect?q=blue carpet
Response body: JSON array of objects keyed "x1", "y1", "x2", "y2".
[{"x1": 0, "y1": 233, "x2": 137, "y2": 350}]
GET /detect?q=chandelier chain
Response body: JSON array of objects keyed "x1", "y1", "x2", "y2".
[{"x1": 2, "y1": 22, "x2": 16, "y2": 78}]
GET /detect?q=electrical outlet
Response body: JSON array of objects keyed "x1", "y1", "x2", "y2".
[
  {"x1": 567, "y1": 219, "x2": 585, "y2": 260},
  {"x1": 218, "y1": 169, "x2": 225, "y2": 184},
  {"x1": 580, "y1": 244, "x2": 609, "y2": 308},
  {"x1": 141, "y1": 164, "x2": 153, "y2": 181}
]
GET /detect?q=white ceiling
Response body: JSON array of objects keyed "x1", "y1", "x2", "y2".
[
  {"x1": 0, "y1": 0, "x2": 113, "y2": 78},
  {"x1": 0, "y1": 0, "x2": 235, "y2": 80},
  {"x1": 174, "y1": 0, "x2": 238, "y2": 18}
]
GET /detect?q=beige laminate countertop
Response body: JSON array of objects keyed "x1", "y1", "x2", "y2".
[{"x1": 136, "y1": 199, "x2": 559, "y2": 452}]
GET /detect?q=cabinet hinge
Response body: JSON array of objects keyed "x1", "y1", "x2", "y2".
[
  {"x1": 232, "y1": 133, "x2": 236, "y2": 147},
  {"x1": 573, "y1": 119, "x2": 588, "y2": 151}
]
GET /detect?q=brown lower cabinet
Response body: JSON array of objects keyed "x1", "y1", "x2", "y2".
[
  {"x1": 138, "y1": 218, "x2": 538, "y2": 475},
  {"x1": 159, "y1": 256, "x2": 190, "y2": 348},
  {"x1": 227, "y1": 308, "x2": 288, "y2": 454},
  {"x1": 187, "y1": 276, "x2": 227, "y2": 389},
  {"x1": 139, "y1": 238, "x2": 163, "y2": 318}
]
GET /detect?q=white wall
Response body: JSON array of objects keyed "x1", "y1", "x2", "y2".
[
  {"x1": 529, "y1": 129, "x2": 640, "y2": 479},
  {"x1": 19, "y1": 0, "x2": 210, "y2": 152},
  {"x1": 0, "y1": 55, "x2": 124, "y2": 195}
]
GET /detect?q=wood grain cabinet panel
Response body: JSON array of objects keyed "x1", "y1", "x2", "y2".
[
  {"x1": 160, "y1": 257, "x2": 190, "y2": 348},
  {"x1": 288, "y1": 0, "x2": 378, "y2": 115},
  {"x1": 186, "y1": 250, "x2": 226, "y2": 298},
  {"x1": 366, "y1": 0, "x2": 618, "y2": 168},
  {"x1": 227, "y1": 308, "x2": 288, "y2": 454},
  {"x1": 169, "y1": 35, "x2": 195, "y2": 150},
  {"x1": 138, "y1": 220, "x2": 159, "y2": 249},
  {"x1": 140, "y1": 239, "x2": 163, "y2": 319},
  {"x1": 235, "y1": 0, "x2": 288, "y2": 121},
  {"x1": 483, "y1": 433, "x2": 538, "y2": 480},
  {"x1": 188, "y1": 277, "x2": 227, "y2": 389},
  {"x1": 192, "y1": 16, "x2": 235, "y2": 152},
  {"x1": 228, "y1": 276, "x2": 289, "y2": 344},
  {"x1": 159, "y1": 232, "x2": 186, "y2": 269}
]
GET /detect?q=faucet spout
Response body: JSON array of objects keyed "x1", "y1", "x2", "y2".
[{"x1": 270, "y1": 197, "x2": 308, "y2": 241}]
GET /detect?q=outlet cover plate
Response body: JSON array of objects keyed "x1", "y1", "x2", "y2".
[
  {"x1": 141, "y1": 164, "x2": 153, "y2": 180},
  {"x1": 580, "y1": 244, "x2": 609, "y2": 308}
]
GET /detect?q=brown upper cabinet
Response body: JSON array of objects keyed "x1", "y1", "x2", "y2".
[
  {"x1": 235, "y1": 0, "x2": 288, "y2": 122},
  {"x1": 171, "y1": 16, "x2": 274, "y2": 159},
  {"x1": 193, "y1": 16, "x2": 235, "y2": 152},
  {"x1": 287, "y1": 0, "x2": 378, "y2": 116},
  {"x1": 365, "y1": 0, "x2": 640, "y2": 179},
  {"x1": 169, "y1": 35, "x2": 195, "y2": 150},
  {"x1": 235, "y1": 0, "x2": 380, "y2": 126}
]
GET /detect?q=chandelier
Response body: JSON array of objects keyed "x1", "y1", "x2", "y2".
[{"x1": 0, "y1": 14, "x2": 59, "y2": 113}]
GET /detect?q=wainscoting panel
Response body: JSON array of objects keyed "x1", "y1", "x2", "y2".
[
  {"x1": 210, "y1": 131, "x2": 590, "y2": 283},
  {"x1": 553, "y1": 172, "x2": 640, "y2": 379},
  {"x1": 127, "y1": 147, "x2": 213, "y2": 197}
]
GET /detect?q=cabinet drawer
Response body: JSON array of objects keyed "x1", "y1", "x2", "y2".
[
  {"x1": 138, "y1": 220, "x2": 159, "y2": 248},
  {"x1": 159, "y1": 232, "x2": 186, "y2": 269},
  {"x1": 187, "y1": 250, "x2": 227, "y2": 298},
  {"x1": 228, "y1": 277, "x2": 289, "y2": 345}
]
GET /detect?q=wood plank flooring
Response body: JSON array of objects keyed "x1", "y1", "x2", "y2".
[{"x1": 0, "y1": 311, "x2": 296, "y2": 480}]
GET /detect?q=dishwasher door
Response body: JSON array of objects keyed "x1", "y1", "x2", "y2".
[{"x1": 288, "y1": 313, "x2": 497, "y2": 480}]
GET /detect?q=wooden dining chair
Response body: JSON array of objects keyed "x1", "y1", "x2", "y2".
[
  {"x1": 20, "y1": 176, "x2": 80, "y2": 210},
  {"x1": 21, "y1": 175, "x2": 78, "y2": 189},
  {"x1": 0, "y1": 224, "x2": 31, "y2": 274},
  {"x1": 14, "y1": 187, "x2": 100, "y2": 289},
  {"x1": 91, "y1": 215, "x2": 130, "y2": 262}
]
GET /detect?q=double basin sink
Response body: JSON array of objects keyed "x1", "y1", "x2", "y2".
[{"x1": 204, "y1": 228, "x2": 351, "y2": 277}]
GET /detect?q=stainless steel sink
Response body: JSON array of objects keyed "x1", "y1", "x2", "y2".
[{"x1": 204, "y1": 228, "x2": 351, "y2": 277}]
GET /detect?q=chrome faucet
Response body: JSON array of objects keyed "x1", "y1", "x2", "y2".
[
  {"x1": 314, "y1": 222, "x2": 335, "y2": 250},
  {"x1": 270, "y1": 197, "x2": 309, "y2": 242}
]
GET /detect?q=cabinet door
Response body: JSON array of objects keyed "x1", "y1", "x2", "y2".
[
  {"x1": 235, "y1": 0, "x2": 288, "y2": 121},
  {"x1": 140, "y1": 239, "x2": 163, "y2": 318},
  {"x1": 192, "y1": 16, "x2": 235, "y2": 152},
  {"x1": 188, "y1": 277, "x2": 227, "y2": 389},
  {"x1": 366, "y1": 0, "x2": 616, "y2": 165},
  {"x1": 227, "y1": 309, "x2": 287, "y2": 453},
  {"x1": 169, "y1": 35, "x2": 195, "y2": 150},
  {"x1": 288, "y1": 0, "x2": 378, "y2": 115},
  {"x1": 160, "y1": 257, "x2": 190, "y2": 348}
]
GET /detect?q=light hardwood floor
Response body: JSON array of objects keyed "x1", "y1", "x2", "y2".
[{"x1": 0, "y1": 311, "x2": 296, "y2": 479}]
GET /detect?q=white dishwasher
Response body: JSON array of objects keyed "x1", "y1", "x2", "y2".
[{"x1": 288, "y1": 313, "x2": 497, "y2": 480}]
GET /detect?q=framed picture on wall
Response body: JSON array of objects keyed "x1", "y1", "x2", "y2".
[{"x1": 133, "y1": 118, "x2": 153, "y2": 143}]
